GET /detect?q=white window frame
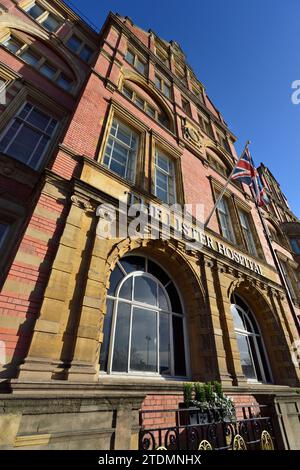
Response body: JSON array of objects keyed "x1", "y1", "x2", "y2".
[
  {"x1": 239, "y1": 210, "x2": 258, "y2": 257},
  {"x1": 231, "y1": 294, "x2": 272, "y2": 384},
  {"x1": 0, "y1": 102, "x2": 58, "y2": 170},
  {"x1": 154, "y1": 149, "x2": 176, "y2": 205},
  {"x1": 217, "y1": 197, "x2": 236, "y2": 244},
  {"x1": 102, "y1": 118, "x2": 138, "y2": 183}
]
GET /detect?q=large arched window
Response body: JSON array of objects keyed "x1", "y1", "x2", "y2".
[
  {"x1": 231, "y1": 294, "x2": 271, "y2": 383},
  {"x1": 100, "y1": 255, "x2": 187, "y2": 377}
]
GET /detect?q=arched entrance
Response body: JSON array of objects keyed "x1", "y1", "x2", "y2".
[
  {"x1": 231, "y1": 293, "x2": 272, "y2": 383},
  {"x1": 229, "y1": 280, "x2": 299, "y2": 386},
  {"x1": 100, "y1": 254, "x2": 187, "y2": 377},
  {"x1": 98, "y1": 239, "x2": 217, "y2": 382}
]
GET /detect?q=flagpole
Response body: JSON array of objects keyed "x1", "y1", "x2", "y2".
[
  {"x1": 204, "y1": 140, "x2": 251, "y2": 228},
  {"x1": 254, "y1": 198, "x2": 300, "y2": 335}
]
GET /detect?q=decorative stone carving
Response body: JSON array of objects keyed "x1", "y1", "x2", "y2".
[
  {"x1": 183, "y1": 120, "x2": 203, "y2": 149},
  {"x1": 70, "y1": 195, "x2": 94, "y2": 212}
]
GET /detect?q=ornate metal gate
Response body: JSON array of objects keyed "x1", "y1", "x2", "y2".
[{"x1": 139, "y1": 404, "x2": 276, "y2": 450}]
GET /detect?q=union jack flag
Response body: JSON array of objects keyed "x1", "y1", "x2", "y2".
[
  {"x1": 232, "y1": 147, "x2": 269, "y2": 207},
  {"x1": 231, "y1": 148, "x2": 256, "y2": 184},
  {"x1": 252, "y1": 172, "x2": 270, "y2": 207}
]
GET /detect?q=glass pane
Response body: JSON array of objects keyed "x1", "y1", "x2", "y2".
[
  {"x1": 47, "y1": 119, "x2": 58, "y2": 135},
  {"x1": 0, "y1": 222, "x2": 8, "y2": 245},
  {"x1": 80, "y1": 45, "x2": 93, "y2": 62},
  {"x1": 0, "y1": 121, "x2": 21, "y2": 153},
  {"x1": 110, "y1": 158, "x2": 126, "y2": 177},
  {"x1": 4, "y1": 37, "x2": 23, "y2": 54},
  {"x1": 130, "y1": 307, "x2": 157, "y2": 372},
  {"x1": 248, "y1": 335, "x2": 263, "y2": 382},
  {"x1": 42, "y1": 14, "x2": 59, "y2": 32},
  {"x1": 147, "y1": 260, "x2": 169, "y2": 286},
  {"x1": 40, "y1": 62, "x2": 57, "y2": 79},
  {"x1": 172, "y1": 315, "x2": 186, "y2": 376},
  {"x1": 156, "y1": 170, "x2": 168, "y2": 190},
  {"x1": 163, "y1": 84, "x2": 171, "y2": 98},
  {"x1": 146, "y1": 106, "x2": 155, "y2": 118},
  {"x1": 7, "y1": 125, "x2": 41, "y2": 164},
  {"x1": 155, "y1": 75, "x2": 161, "y2": 89},
  {"x1": 116, "y1": 123, "x2": 132, "y2": 146},
  {"x1": 166, "y1": 282, "x2": 182, "y2": 313},
  {"x1": 134, "y1": 275, "x2": 157, "y2": 306},
  {"x1": 67, "y1": 35, "x2": 82, "y2": 53},
  {"x1": 120, "y1": 256, "x2": 145, "y2": 273},
  {"x1": 158, "y1": 286, "x2": 169, "y2": 310},
  {"x1": 236, "y1": 334, "x2": 257, "y2": 380},
  {"x1": 100, "y1": 299, "x2": 114, "y2": 371},
  {"x1": 136, "y1": 58, "x2": 146, "y2": 75},
  {"x1": 57, "y1": 74, "x2": 73, "y2": 91},
  {"x1": 26, "y1": 3, "x2": 45, "y2": 19},
  {"x1": 112, "y1": 302, "x2": 131, "y2": 372},
  {"x1": 159, "y1": 313, "x2": 170, "y2": 374},
  {"x1": 112, "y1": 141, "x2": 128, "y2": 164},
  {"x1": 156, "y1": 187, "x2": 168, "y2": 203},
  {"x1": 20, "y1": 50, "x2": 40, "y2": 66},
  {"x1": 125, "y1": 50, "x2": 135, "y2": 65},
  {"x1": 26, "y1": 107, "x2": 51, "y2": 131},
  {"x1": 231, "y1": 305, "x2": 245, "y2": 330},
  {"x1": 123, "y1": 86, "x2": 133, "y2": 100},
  {"x1": 158, "y1": 113, "x2": 169, "y2": 128},
  {"x1": 108, "y1": 264, "x2": 124, "y2": 296},
  {"x1": 234, "y1": 295, "x2": 250, "y2": 315},
  {"x1": 156, "y1": 152, "x2": 169, "y2": 172},
  {"x1": 134, "y1": 96, "x2": 144, "y2": 109},
  {"x1": 119, "y1": 277, "x2": 132, "y2": 300},
  {"x1": 29, "y1": 135, "x2": 49, "y2": 167}
]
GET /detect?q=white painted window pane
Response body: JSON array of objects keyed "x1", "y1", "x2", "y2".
[
  {"x1": 130, "y1": 307, "x2": 157, "y2": 372},
  {"x1": 237, "y1": 334, "x2": 257, "y2": 380},
  {"x1": 134, "y1": 276, "x2": 157, "y2": 306},
  {"x1": 112, "y1": 302, "x2": 131, "y2": 372}
]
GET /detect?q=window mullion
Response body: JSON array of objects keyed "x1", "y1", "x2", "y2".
[
  {"x1": 169, "y1": 313, "x2": 175, "y2": 376},
  {"x1": 127, "y1": 299, "x2": 134, "y2": 373},
  {"x1": 156, "y1": 310, "x2": 159, "y2": 374}
]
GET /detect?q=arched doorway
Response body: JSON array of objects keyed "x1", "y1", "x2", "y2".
[
  {"x1": 100, "y1": 254, "x2": 187, "y2": 377},
  {"x1": 231, "y1": 293, "x2": 272, "y2": 383}
]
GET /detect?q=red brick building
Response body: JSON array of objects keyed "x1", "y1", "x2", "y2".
[{"x1": 0, "y1": 0, "x2": 299, "y2": 450}]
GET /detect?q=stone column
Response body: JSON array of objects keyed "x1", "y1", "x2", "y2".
[
  {"x1": 67, "y1": 204, "x2": 116, "y2": 382},
  {"x1": 17, "y1": 195, "x2": 93, "y2": 382},
  {"x1": 203, "y1": 257, "x2": 247, "y2": 386}
]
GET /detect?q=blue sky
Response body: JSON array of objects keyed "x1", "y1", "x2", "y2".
[{"x1": 66, "y1": 0, "x2": 300, "y2": 217}]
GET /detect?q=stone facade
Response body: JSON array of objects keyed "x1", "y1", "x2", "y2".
[{"x1": 0, "y1": 1, "x2": 299, "y2": 450}]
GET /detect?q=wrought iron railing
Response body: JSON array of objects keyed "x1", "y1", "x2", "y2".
[{"x1": 139, "y1": 404, "x2": 276, "y2": 450}]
